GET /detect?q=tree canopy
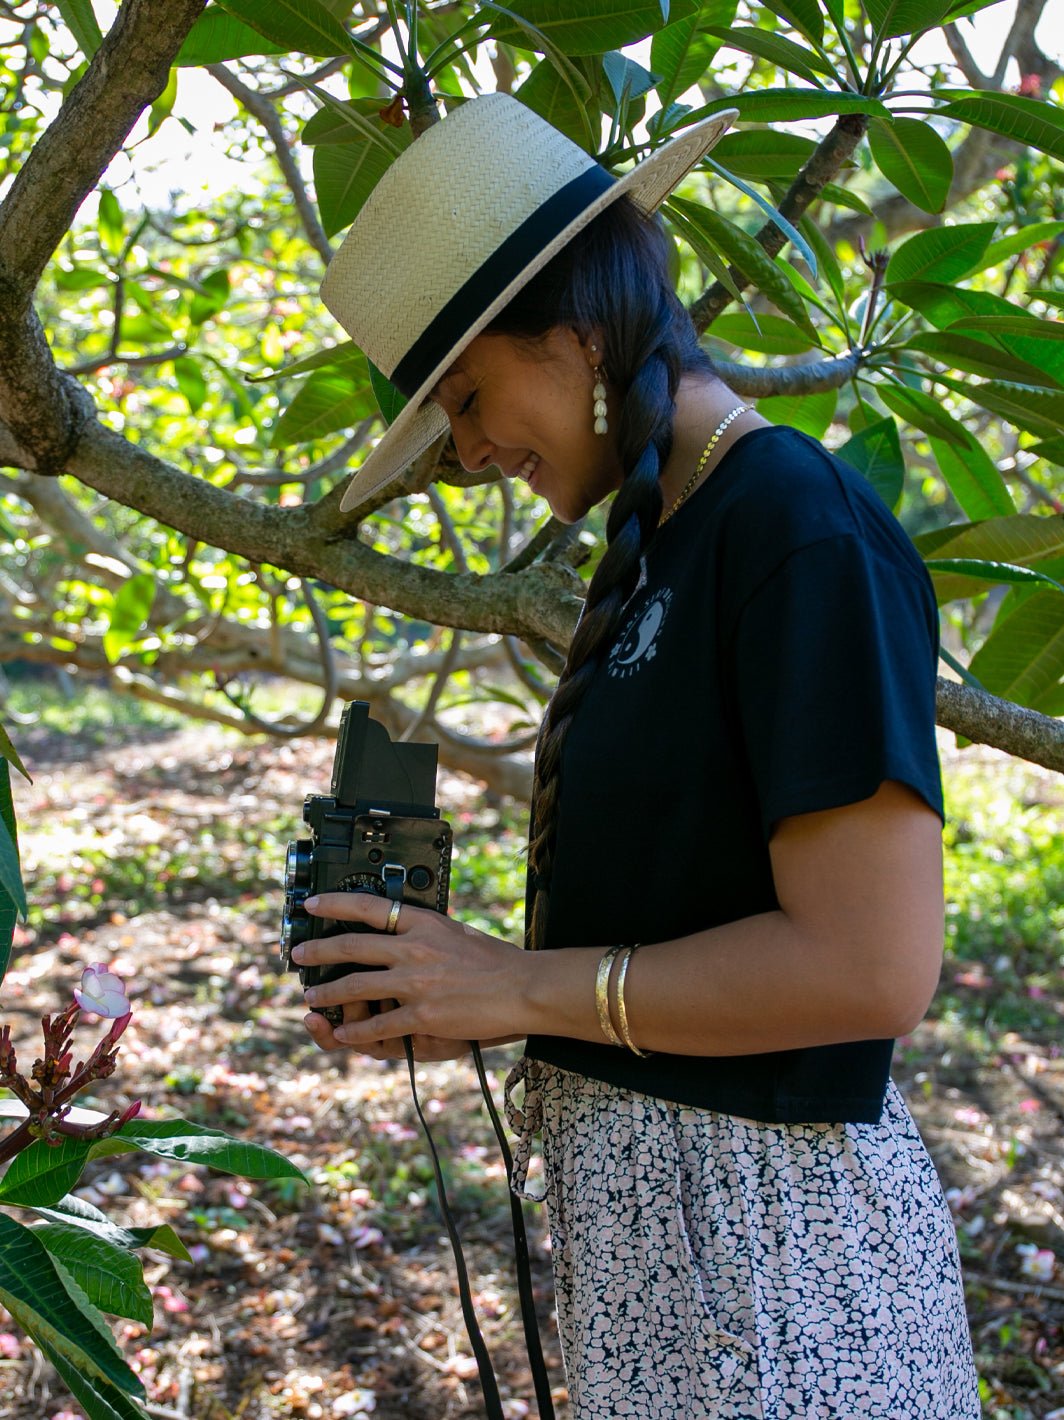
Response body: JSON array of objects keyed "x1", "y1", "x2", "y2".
[{"x1": 0, "y1": 0, "x2": 1062, "y2": 794}]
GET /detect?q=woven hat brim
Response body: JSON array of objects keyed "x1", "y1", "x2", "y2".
[{"x1": 338, "y1": 109, "x2": 738, "y2": 515}]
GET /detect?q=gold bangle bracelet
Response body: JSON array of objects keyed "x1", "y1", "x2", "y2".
[
  {"x1": 614, "y1": 943, "x2": 650, "y2": 1057},
  {"x1": 595, "y1": 945, "x2": 625, "y2": 1047}
]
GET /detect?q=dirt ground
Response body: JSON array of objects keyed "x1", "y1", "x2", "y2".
[{"x1": 1, "y1": 715, "x2": 1062, "y2": 1419}]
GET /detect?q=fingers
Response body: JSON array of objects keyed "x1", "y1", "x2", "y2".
[{"x1": 303, "y1": 892, "x2": 426, "y2": 932}]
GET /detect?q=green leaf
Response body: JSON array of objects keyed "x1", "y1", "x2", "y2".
[
  {"x1": 836, "y1": 415, "x2": 905, "y2": 510},
  {"x1": 302, "y1": 96, "x2": 403, "y2": 145},
  {"x1": 969, "y1": 587, "x2": 1064, "y2": 709},
  {"x1": 651, "y1": 1, "x2": 735, "y2": 111},
  {"x1": 885, "y1": 222, "x2": 997, "y2": 283},
  {"x1": 703, "y1": 157, "x2": 818, "y2": 275},
  {"x1": 820, "y1": 183, "x2": 874, "y2": 215},
  {"x1": 33, "y1": 1223, "x2": 154, "y2": 1326},
  {"x1": 0, "y1": 1214, "x2": 145, "y2": 1398},
  {"x1": 34, "y1": 1195, "x2": 192, "y2": 1262},
  {"x1": 53, "y1": 266, "x2": 114, "y2": 291},
  {"x1": 757, "y1": 387, "x2": 837, "y2": 438},
  {"x1": 516, "y1": 58, "x2": 599, "y2": 150},
  {"x1": 188, "y1": 269, "x2": 231, "y2": 326},
  {"x1": 369, "y1": 361, "x2": 408, "y2": 426},
  {"x1": 711, "y1": 130, "x2": 817, "y2": 180},
  {"x1": 950, "y1": 314, "x2": 1064, "y2": 343},
  {"x1": 974, "y1": 219, "x2": 1064, "y2": 273},
  {"x1": 147, "y1": 66, "x2": 179, "y2": 138},
  {"x1": 708, "y1": 311, "x2": 816, "y2": 354},
  {"x1": 796, "y1": 214, "x2": 846, "y2": 307},
  {"x1": 0, "y1": 763, "x2": 22, "y2": 981},
  {"x1": 173, "y1": 356, "x2": 207, "y2": 415},
  {"x1": 915, "y1": 513, "x2": 1064, "y2": 604},
  {"x1": 935, "y1": 377, "x2": 1064, "y2": 439},
  {"x1": 877, "y1": 381, "x2": 969, "y2": 447},
  {"x1": 0, "y1": 764, "x2": 26, "y2": 923},
  {"x1": 704, "y1": 24, "x2": 834, "y2": 84},
  {"x1": 905, "y1": 331, "x2": 1057, "y2": 388},
  {"x1": 313, "y1": 138, "x2": 398, "y2": 237},
  {"x1": 246, "y1": 340, "x2": 366, "y2": 384},
  {"x1": 177, "y1": 8, "x2": 288, "y2": 63},
  {"x1": 97, "y1": 188, "x2": 124, "y2": 258},
  {"x1": 925, "y1": 558, "x2": 1064, "y2": 596},
  {"x1": 868, "y1": 117, "x2": 952, "y2": 214},
  {"x1": 270, "y1": 370, "x2": 373, "y2": 447},
  {"x1": 668, "y1": 195, "x2": 818, "y2": 335},
  {"x1": 888, "y1": 283, "x2": 1064, "y2": 383},
  {"x1": 928, "y1": 433, "x2": 1016, "y2": 521},
  {"x1": 55, "y1": 0, "x2": 104, "y2": 59},
  {"x1": 32, "y1": 1333, "x2": 151, "y2": 1420},
  {"x1": 488, "y1": 0, "x2": 700, "y2": 56},
  {"x1": 936, "y1": 89, "x2": 1064, "y2": 164},
  {"x1": 1029, "y1": 288, "x2": 1064, "y2": 314},
  {"x1": 758, "y1": 0, "x2": 824, "y2": 45},
  {"x1": 1, "y1": 1119, "x2": 305, "y2": 1210},
  {"x1": 217, "y1": 0, "x2": 359, "y2": 57},
  {"x1": 685, "y1": 89, "x2": 890, "y2": 124},
  {"x1": 93, "y1": 1118, "x2": 309, "y2": 1181},
  {"x1": 603, "y1": 51, "x2": 659, "y2": 106},
  {"x1": 103, "y1": 573, "x2": 156, "y2": 665},
  {"x1": 0, "y1": 723, "x2": 29, "y2": 781},
  {"x1": 865, "y1": 0, "x2": 955, "y2": 35}
]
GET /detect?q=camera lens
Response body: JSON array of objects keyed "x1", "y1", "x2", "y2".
[{"x1": 285, "y1": 839, "x2": 313, "y2": 892}]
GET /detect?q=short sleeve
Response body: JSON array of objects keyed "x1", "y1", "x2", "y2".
[{"x1": 728, "y1": 532, "x2": 943, "y2": 839}]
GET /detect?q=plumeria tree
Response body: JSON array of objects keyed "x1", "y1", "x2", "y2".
[
  {"x1": 0, "y1": 730, "x2": 306, "y2": 1420},
  {"x1": 0, "y1": 0, "x2": 1061, "y2": 792}
]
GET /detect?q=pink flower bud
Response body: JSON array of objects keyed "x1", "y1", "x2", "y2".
[
  {"x1": 118, "y1": 1100, "x2": 142, "y2": 1127},
  {"x1": 75, "y1": 964, "x2": 131, "y2": 1019}
]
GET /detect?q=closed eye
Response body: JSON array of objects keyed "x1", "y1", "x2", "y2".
[{"x1": 457, "y1": 391, "x2": 476, "y2": 417}]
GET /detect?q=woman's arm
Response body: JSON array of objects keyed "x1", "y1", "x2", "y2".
[
  {"x1": 522, "y1": 779, "x2": 944, "y2": 1056},
  {"x1": 297, "y1": 779, "x2": 943, "y2": 1057}
]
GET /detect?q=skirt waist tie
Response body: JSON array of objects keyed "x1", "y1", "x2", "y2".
[{"x1": 504, "y1": 1055, "x2": 550, "y2": 1203}]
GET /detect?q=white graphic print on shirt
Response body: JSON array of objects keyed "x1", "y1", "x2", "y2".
[{"x1": 607, "y1": 587, "x2": 673, "y2": 679}]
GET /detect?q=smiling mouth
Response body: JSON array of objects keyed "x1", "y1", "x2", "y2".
[{"x1": 516, "y1": 452, "x2": 540, "y2": 484}]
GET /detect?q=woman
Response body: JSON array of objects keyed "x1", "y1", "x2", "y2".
[{"x1": 294, "y1": 94, "x2": 979, "y2": 1417}]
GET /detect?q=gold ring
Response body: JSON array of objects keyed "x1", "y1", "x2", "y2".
[{"x1": 385, "y1": 899, "x2": 401, "y2": 934}]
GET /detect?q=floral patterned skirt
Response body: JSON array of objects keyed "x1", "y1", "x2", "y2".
[{"x1": 505, "y1": 1058, "x2": 979, "y2": 1420}]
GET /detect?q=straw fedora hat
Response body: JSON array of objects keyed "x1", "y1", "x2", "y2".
[{"x1": 321, "y1": 92, "x2": 737, "y2": 513}]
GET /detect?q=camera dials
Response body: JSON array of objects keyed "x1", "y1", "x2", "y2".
[{"x1": 279, "y1": 702, "x2": 453, "y2": 984}]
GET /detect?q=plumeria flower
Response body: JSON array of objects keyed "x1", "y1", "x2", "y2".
[
  {"x1": 1017, "y1": 1243, "x2": 1057, "y2": 1282},
  {"x1": 74, "y1": 963, "x2": 131, "y2": 1018}
]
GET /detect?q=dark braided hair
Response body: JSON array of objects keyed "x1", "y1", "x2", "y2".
[{"x1": 484, "y1": 195, "x2": 718, "y2": 950}]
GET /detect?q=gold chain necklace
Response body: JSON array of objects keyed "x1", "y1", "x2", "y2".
[{"x1": 658, "y1": 404, "x2": 750, "y2": 528}]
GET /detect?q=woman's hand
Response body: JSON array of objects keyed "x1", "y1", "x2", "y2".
[{"x1": 293, "y1": 891, "x2": 534, "y2": 1057}]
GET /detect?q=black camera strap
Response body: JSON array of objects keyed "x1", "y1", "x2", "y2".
[
  {"x1": 401, "y1": 1038, "x2": 554, "y2": 1420},
  {"x1": 385, "y1": 861, "x2": 554, "y2": 1417}
]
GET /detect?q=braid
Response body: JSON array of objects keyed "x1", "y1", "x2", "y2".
[
  {"x1": 485, "y1": 196, "x2": 715, "y2": 951},
  {"x1": 527, "y1": 312, "x2": 677, "y2": 948}
]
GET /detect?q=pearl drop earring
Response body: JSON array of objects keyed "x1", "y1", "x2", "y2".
[{"x1": 590, "y1": 345, "x2": 608, "y2": 436}]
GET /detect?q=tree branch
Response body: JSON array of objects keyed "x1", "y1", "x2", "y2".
[
  {"x1": 0, "y1": 0, "x2": 207, "y2": 296},
  {"x1": 942, "y1": 22, "x2": 987, "y2": 88},
  {"x1": 935, "y1": 677, "x2": 1064, "y2": 774},
  {"x1": 690, "y1": 113, "x2": 869, "y2": 333},
  {"x1": 713, "y1": 351, "x2": 866, "y2": 397},
  {"x1": 0, "y1": 0, "x2": 206, "y2": 472},
  {"x1": 61, "y1": 419, "x2": 586, "y2": 646},
  {"x1": 207, "y1": 63, "x2": 334, "y2": 266}
]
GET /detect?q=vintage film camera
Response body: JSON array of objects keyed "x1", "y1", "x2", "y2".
[{"x1": 280, "y1": 702, "x2": 453, "y2": 1023}]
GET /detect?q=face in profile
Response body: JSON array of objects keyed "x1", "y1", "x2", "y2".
[{"x1": 428, "y1": 329, "x2": 624, "y2": 524}]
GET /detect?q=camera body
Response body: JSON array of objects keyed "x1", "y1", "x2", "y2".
[{"x1": 280, "y1": 702, "x2": 453, "y2": 1023}]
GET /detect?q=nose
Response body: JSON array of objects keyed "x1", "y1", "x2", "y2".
[{"x1": 450, "y1": 418, "x2": 497, "y2": 474}]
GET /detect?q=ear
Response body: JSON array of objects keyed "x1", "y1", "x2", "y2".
[{"x1": 570, "y1": 325, "x2": 606, "y2": 368}]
